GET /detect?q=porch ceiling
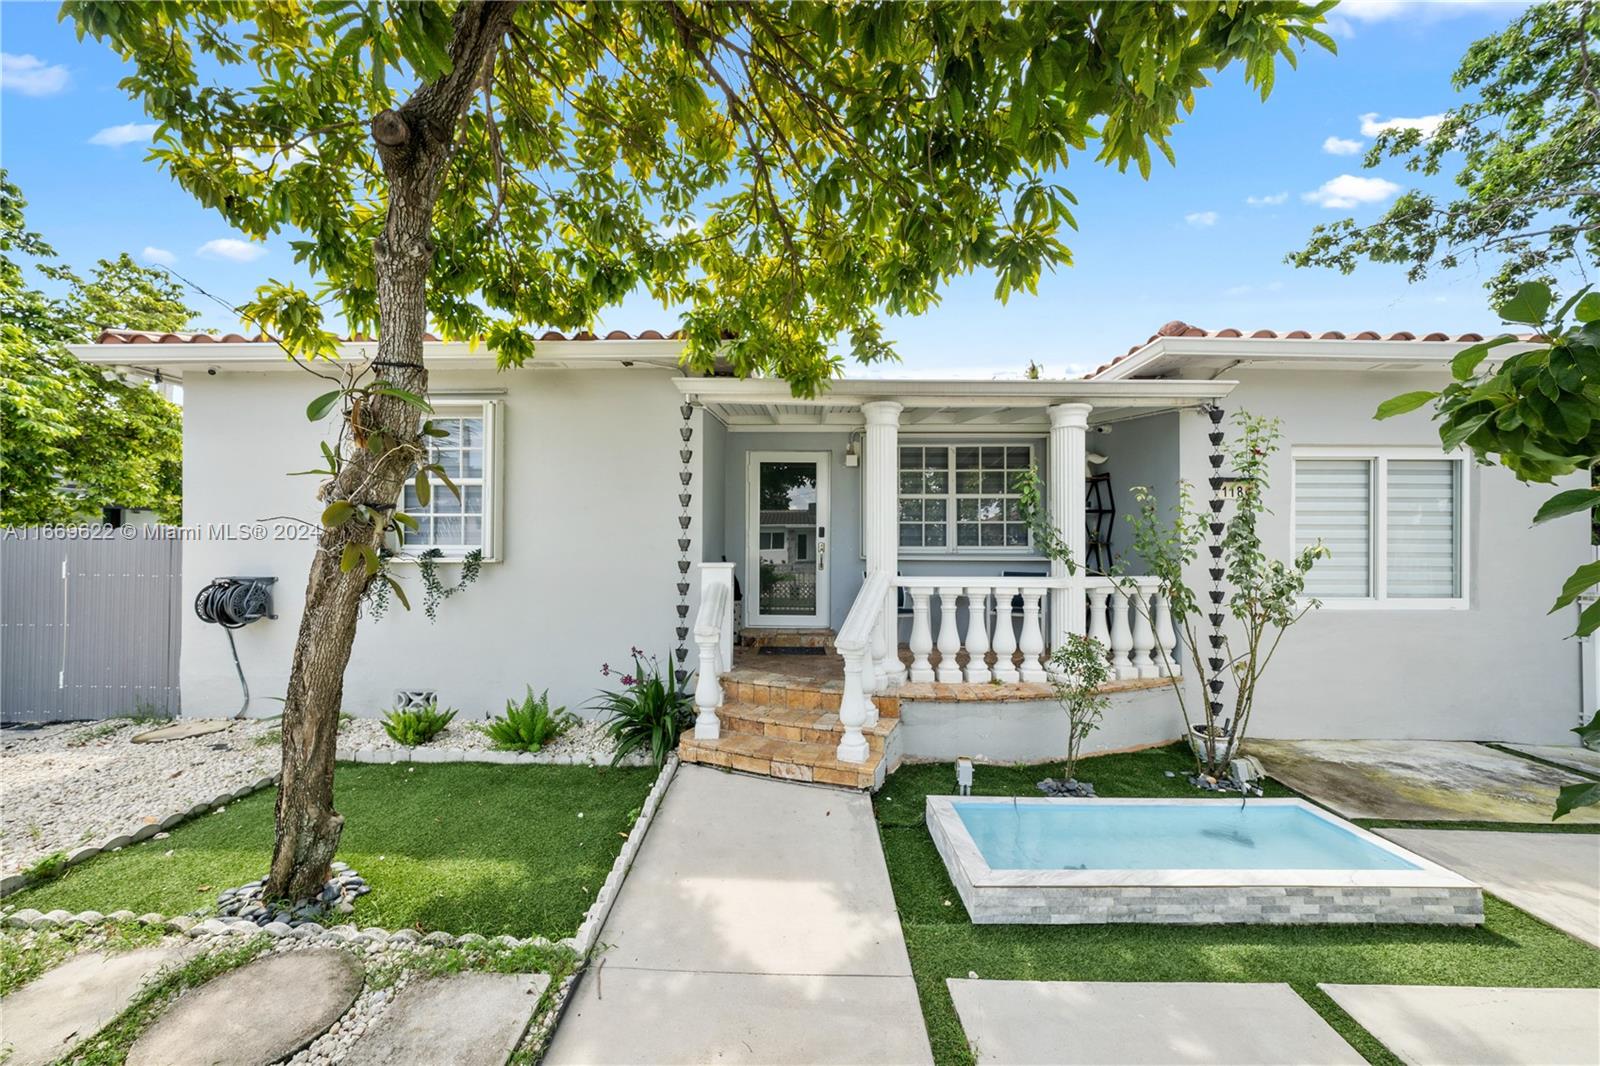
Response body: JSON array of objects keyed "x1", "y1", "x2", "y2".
[{"x1": 676, "y1": 376, "x2": 1238, "y2": 428}]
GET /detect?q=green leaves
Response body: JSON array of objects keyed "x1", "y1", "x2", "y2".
[
  {"x1": 1532, "y1": 489, "x2": 1600, "y2": 525},
  {"x1": 1498, "y1": 281, "x2": 1553, "y2": 326},
  {"x1": 65, "y1": 1, "x2": 1338, "y2": 397},
  {"x1": 306, "y1": 391, "x2": 342, "y2": 422},
  {"x1": 1450, "y1": 335, "x2": 1517, "y2": 381},
  {"x1": 321, "y1": 499, "x2": 355, "y2": 528},
  {"x1": 1375, "y1": 391, "x2": 1438, "y2": 420},
  {"x1": 1553, "y1": 780, "x2": 1600, "y2": 821}
]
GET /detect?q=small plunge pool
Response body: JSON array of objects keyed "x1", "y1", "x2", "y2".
[{"x1": 926, "y1": 796, "x2": 1481, "y2": 926}]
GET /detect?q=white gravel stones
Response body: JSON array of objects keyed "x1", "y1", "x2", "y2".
[
  {"x1": 335, "y1": 716, "x2": 643, "y2": 766},
  {"x1": 0, "y1": 717, "x2": 281, "y2": 876}
]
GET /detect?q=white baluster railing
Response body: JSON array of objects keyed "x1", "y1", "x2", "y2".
[
  {"x1": 890, "y1": 575, "x2": 1182, "y2": 689},
  {"x1": 834, "y1": 569, "x2": 893, "y2": 763},
  {"x1": 692, "y1": 563, "x2": 737, "y2": 740}
]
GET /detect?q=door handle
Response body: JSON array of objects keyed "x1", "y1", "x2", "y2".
[{"x1": 818, "y1": 542, "x2": 826, "y2": 572}]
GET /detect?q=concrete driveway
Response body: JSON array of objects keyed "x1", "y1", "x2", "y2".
[
  {"x1": 546, "y1": 765, "x2": 932, "y2": 1065},
  {"x1": 1246, "y1": 740, "x2": 1600, "y2": 823}
]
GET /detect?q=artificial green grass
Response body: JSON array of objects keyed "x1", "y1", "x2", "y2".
[
  {"x1": 876, "y1": 747, "x2": 1600, "y2": 1066},
  {"x1": 10, "y1": 762, "x2": 656, "y2": 938}
]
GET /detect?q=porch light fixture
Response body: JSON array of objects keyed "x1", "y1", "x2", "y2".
[
  {"x1": 844, "y1": 433, "x2": 861, "y2": 467},
  {"x1": 955, "y1": 757, "x2": 974, "y2": 796}
]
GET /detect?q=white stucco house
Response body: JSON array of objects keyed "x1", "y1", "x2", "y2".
[{"x1": 71, "y1": 322, "x2": 1593, "y2": 788}]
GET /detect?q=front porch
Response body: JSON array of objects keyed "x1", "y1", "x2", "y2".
[{"x1": 679, "y1": 376, "x2": 1231, "y2": 787}]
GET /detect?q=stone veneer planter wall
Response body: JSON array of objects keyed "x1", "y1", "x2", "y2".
[{"x1": 926, "y1": 795, "x2": 1484, "y2": 926}]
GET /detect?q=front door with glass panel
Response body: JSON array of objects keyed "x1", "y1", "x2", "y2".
[{"x1": 746, "y1": 453, "x2": 830, "y2": 627}]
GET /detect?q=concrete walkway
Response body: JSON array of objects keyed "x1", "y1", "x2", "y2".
[
  {"x1": 1379, "y1": 829, "x2": 1600, "y2": 947},
  {"x1": 948, "y1": 980, "x2": 1362, "y2": 1065},
  {"x1": 1246, "y1": 740, "x2": 1600, "y2": 823},
  {"x1": 1321, "y1": 985, "x2": 1600, "y2": 1065},
  {"x1": 546, "y1": 765, "x2": 933, "y2": 1065}
]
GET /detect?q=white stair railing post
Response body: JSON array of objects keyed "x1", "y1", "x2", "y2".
[
  {"x1": 693, "y1": 635, "x2": 723, "y2": 740},
  {"x1": 991, "y1": 587, "x2": 1019, "y2": 683},
  {"x1": 1152, "y1": 589, "x2": 1179, "y2": 676},
  {"x1": 1109, "y1": 587, "x2": 1135, "y2": 680},
  {"x1": 870, "y1": 606, "x2": 890, "y2": 692},
  {"x1": 1018, "y1": 588, "x2": 1047, "y2": 683},
  {"x1": 964, "y1": 587, "x2": 993, "y2": 683},
  {"x1": 1130, "y1": 586, "x2": 1157, "y2": 679},
  {"x1": 836, "y1": 646, "x2": 871, "y2": 763},
  {"x1": 935, "y1": 586, "x2": 964, "y2": 682},
  {"x1": 908, "y1": 586, "x2": 935, "y2": 682}
]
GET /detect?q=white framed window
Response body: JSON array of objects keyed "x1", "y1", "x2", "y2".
[
  {"x1": 398, "y1": 400, "x2": 499, "y2": 559},
  {"x1": 1292, "y1": 447, "x2": 1468, "y2": 608},
  {"x1": 899, "y1": 442, "x2": 1036, "y2": 551},
  {"x1": 758, "y1": 530, "x2": 786, "y2": 551}
]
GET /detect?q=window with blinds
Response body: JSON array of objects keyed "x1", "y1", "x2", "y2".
[
  {"x1": 1296, "y1": 459, "x2": 1373, "y2": 598},
  {"x1": 1386, "y1": 459, "x2": 1460, "y2": 598},
  {"x1": 1293, "y1": 451, "x2": 1465, "y2": 604}
]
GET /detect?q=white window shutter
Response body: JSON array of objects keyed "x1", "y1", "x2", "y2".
[
  {"x1": 1296, "y1": 459, "x2": 1373, "y2": 598},
  {"x1": 1386, "y1": 459, "x2": 1460, "y2": 598}
]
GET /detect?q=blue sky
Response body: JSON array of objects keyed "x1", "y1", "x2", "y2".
[{"x1": 1, "y1": 1, "x2": 1533, "y2": 377}]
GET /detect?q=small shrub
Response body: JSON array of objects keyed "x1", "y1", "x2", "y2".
[
  {"x1": 24, "y1": 850, "x2": 70, "y2": 883},
  {"x1": 483, "y1": 687, "x2": 577, "y2": 752},
  {"x1": 591, "y1": 647, "x2": 692, "y2": 769},
  {"x1": 66, "y1": 721, "x2": 126, "y2": 747},
  {"x1": 381, "y1": 702, "x2": 457, "y2": 746}
]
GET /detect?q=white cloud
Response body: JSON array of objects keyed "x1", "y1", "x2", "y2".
[
  {"x1": 1359, "y1": 111, "x2": 1444, "y2": 138},
  {"x1": 88, "y1": 122, "x2": 160, "y2": 147},
  {"x1": 1223, "y1": 281, "x2": 1286, "y2": 297},
  {"x1": 141, "y1": 247, "x2": 177, "y2": 267},
  {"x1": 197, "y1": 238, "x2": 267, "y2": 263},
  {"x1": 1328, "y1": 2, "x2": 1527, "y2": 39},
  {"x1": 232, "y1": 144, "x2": 316, "y2": 171},
  {"x1": 1, "y1": 53, "x2": 69, "y2": 96},
  {"x1": 1302, "y1": 174, "x2": 1403, "y2": 209},
  {"x1": 1323, "y1": 136, "x2": 1365, "y2": 156},
  {"x1": 1245, "y1": 192, "x2": 1289, "y2": 206},
  {"x1": 1184, "y1": 211, "x2": 1219, "y2": 228}
]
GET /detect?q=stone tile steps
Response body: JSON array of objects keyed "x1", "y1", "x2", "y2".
[
  {"x1": 721, "y1": 674, "x2": 901, "y2": 719},
  {"x1": 738, "y1": 628, "x2": 836, "y2": 651},
  {"x1": 677, "y1": 730, "x2": 887, "y2": 790},
  {"x1": 719, "y1": 701, "x2": 893, "y2": 753}
]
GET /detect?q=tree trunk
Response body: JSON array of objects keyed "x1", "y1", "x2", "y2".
[{"x1": 266, "y1": 0, "x2": 516, "y2": 901}]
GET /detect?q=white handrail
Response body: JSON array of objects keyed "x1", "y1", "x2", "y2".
[
  {"x1": 834, "y1": 569, "x2": 892, "y2": 764},
  {"x1": 692, "y1": 564, "x2": 736, "y2": 740}
]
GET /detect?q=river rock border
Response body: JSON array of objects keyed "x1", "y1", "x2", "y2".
[
  {"x1": 0, "y1": 773, "x2": 281, "y2": 900},
  {"x1": 333, "y1": 744, "x2": 650, "y2": 767}
]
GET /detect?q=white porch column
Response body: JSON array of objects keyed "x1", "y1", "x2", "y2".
[
  {"x1": 861, "y1": 401, "x2": 903, "y2": 683},
  {"x1": 1047, "y1": 403, "x2": 1093, "y2": 652}
]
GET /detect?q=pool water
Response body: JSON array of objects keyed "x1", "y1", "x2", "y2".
[{"x1": 954, "y1": 801, "x2": 1420, "y2": 871}]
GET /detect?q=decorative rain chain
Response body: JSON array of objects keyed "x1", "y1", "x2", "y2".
[
  {"x1": 1204, "y1": 405, "x2": 1229, "y2": 730},
  {"x1": 674, "y1": 400, "x2": 694, "y2": 687}
]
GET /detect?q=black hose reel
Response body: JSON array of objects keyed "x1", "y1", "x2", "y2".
[{"x1": 195, "y1": 577, "x2": 276, "y2": 717}]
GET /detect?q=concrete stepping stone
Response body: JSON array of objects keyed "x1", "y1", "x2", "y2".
[
  {"x1": 1321, "y1": 985, "x2": 1600, "y2": 1065},
  {"x1": 345, "y1": 971, "x2": 549, "y2": 1066},
  {"x1": 126, "y1": 950, "x2": 361, "y2": 1066},
  {"x1": 0, "y1": 946, "x2": 186, "y2": 1066},
  {"x1": 1379, "y1": 829, "x2": 1600, "y2": 947},
  {"x1": 1502, "y1": 743, "x2": 1600, "y2": 777},
  {"x1": 947, "y1": 979, "x2": 1362, "y2": 1065},
  {"x1": 131, "y1": 719, "x2": 232, "y2": 743}
]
